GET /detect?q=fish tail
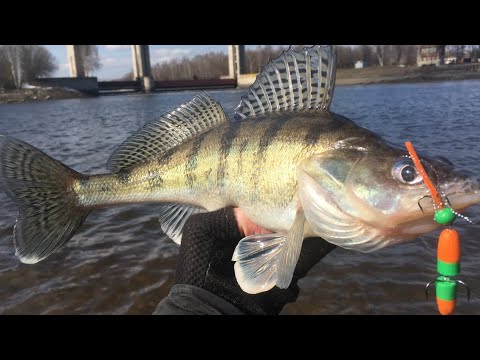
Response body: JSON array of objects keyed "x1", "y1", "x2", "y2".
[{"x1": 0, "y1": 135, "x2": 90, "y2": 264}]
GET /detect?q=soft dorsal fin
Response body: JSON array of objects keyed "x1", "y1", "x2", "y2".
[
  {"x1": 234, "y1": 45, "x2": 336, "y2": 121},
  {"x1": 107, "y1": 93, "x2": 229, "y2": 172}
]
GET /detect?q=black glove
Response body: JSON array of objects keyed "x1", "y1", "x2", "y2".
[{"x1": 171, "y1": 207, "x2": 336, "y2": 315}]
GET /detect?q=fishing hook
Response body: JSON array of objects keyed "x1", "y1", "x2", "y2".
[
  {"x1": 425, "y1": 278, "x2": 471, "y2": 302},
  {"x1": 417, "y1": 195, "x2": 431, "y2": 214},
  {"x1": 456, "y1": 279, "x2": 471, "y2": 301}
]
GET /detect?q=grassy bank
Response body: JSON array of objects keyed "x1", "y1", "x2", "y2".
[
  {"x1": 336, "y1": 63, "x2": 480, "y2": 86},
  {"x1": 0, "y1": 87, "x2": 90, "y2": 104}
]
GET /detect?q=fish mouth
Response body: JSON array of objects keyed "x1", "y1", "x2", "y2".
[
  {"x1": 398, "y1": 177, "x2": 480, "y2": 237},
  {"x1": 441, "y1": 175, "x2": 480, "y2": 211}
]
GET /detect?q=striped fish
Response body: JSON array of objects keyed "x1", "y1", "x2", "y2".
[{"x1": 1, "y1": 45, "x2": 479, "y2": 294}]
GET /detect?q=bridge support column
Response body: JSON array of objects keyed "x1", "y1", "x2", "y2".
[
  {"x1": 437, "y1": 45, "x2": 446, "y2": 66},
  {"x1": 228, "y1": 45, "x2": 247, "y2": 79},
  {"x1": 235, "y1": 45, "x2": 246, "y2": 77},
  {"x1": 131, "y1": 45, "x2": 154, "y2": 92},
  {"x1": 67, "y1": 45, "x2": 85, "y2": 78},
  {"x1": 228, "y1": 45, "x2": 236, "y2": 78}
]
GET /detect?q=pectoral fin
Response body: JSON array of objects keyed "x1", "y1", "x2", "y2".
[
  {"x1": 232, "y1": 209, "x2": 306, "y2": 294},
  {"x1": 276, "y1": 208, "x2": 306, "y2": 289},
  {"x1": 232, "y1": 233, "x2": 285, "y2": 294}
]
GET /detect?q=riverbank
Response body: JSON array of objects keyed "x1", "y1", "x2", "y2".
[
  {"x1": 2, "y1": 63, "x2": 480, "y2": 104},
  {"x1": 336, "y1": 63, "x2": 480, "y2": 86},
  {"x1": 0, "y1": 87, "x2": 90, "y2": 104}
]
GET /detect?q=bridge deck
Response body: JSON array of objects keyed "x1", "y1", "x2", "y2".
[{"x1": 98, "y1": 78, "x2": 237, "y2": 94}]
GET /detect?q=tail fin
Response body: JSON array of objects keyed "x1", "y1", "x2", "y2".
[{"x1": 0, "y1": 135, "x2": 90, "y2": 264}]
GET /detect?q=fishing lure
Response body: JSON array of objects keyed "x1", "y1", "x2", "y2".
[{"x1": 405, "y1": 141, "x2": 470, "y2": 315}]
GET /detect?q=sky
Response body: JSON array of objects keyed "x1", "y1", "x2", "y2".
[{"x1": 45, "y1": 45, "x2": 248, "y2": 81}]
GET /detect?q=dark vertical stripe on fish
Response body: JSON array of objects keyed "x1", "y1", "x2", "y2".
[
  {"x1": 185, "y1": 133, "x2": 207, "y2": 189},
  {"x1": 236, "y1": 139, "x2": 249, "y2": 178},
  {"x1": 257, "y1": 117, "x2": 289, "y2": 161},
  {"x1": 304, "y1": 122, "x2": 325, "y2": 146},
  {"x1": 304, "y1": 113, "x2": 346, "y2": 147},
  {"x1": 117, "y1": 171, "x2": 131, "y2": 184},
  {"x1": 158, "y1": 148, "x2": 175, "y2": 166},
  {"x1": 252, "y1": 117, "x2": 289, "y2": 192},
  {"x1": 217, "y1": 121, "x2": 242, "y2": 186}
]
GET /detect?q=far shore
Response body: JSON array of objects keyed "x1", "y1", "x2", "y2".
[
  {"x1": 1, "y1": 63, "x2": 479, "y2": 105},
  {"x1": 336, "y1": 63, "x2": 480, "y2": 86},
  {"x1": 0, "y1": 87, "x2": 90, "y2": 104}
]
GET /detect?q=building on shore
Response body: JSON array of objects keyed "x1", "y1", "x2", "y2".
[
  {"x1": 355, "y1": 60, "x2": 367, "y2": 69},
  {"x1": 417, "y1": 45, "x2": 446, "y2": 67}
]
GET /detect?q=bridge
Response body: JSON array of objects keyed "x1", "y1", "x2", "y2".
[{"x1": 66, "y1": 45, "x2": 249, "y2": 93}]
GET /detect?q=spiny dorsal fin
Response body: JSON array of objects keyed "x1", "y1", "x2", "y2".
[
  {"x1": 234, "y1": 45, "x2": 337, "y2": 121},
  {"x1": 107, "y1": 93, "x2": 229, "y2": 172}
]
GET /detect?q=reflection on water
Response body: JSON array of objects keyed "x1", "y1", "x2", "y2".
[{"x1": 0, "y1": 81, "x2": 479, "y2": 314}]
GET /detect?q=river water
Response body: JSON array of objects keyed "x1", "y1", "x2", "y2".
[{"x1": 0, "y1": 80, "x2": 479, "y2": 314}]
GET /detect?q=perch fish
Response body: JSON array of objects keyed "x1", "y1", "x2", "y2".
[{"x1": 1, "y1": 45, "x2": 479, "y2": 294}]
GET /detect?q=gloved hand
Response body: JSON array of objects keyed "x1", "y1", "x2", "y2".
[{"x1": 156, "y1": 207, "x2": 336, "y2": 315}]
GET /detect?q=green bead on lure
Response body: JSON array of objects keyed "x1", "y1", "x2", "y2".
[{"x1": 434, "y1": 207, "x2": 456, "y2": 226}]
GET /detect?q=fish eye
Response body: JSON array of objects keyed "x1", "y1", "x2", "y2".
[
  {"x1": 401, "y1": 166, "x2": 416, "y2": 182},
  {"x1": 392, "y1": 159, "x2": 423, "y2": 185}
]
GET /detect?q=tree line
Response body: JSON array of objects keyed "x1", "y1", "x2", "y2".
[
  {"x1": 337, "y1": 45, "x2": 418, "y2": 67},
  {"x1": 446, "y1": 45, "x2": 480, "y2": 61},
  {"x1": 0, "y1": 45, "x2": 101, "y2": 89}
]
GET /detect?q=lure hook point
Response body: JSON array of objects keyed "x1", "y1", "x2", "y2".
[
  {"x1": 425, "y1": 280, "x2": 436, "y2": 301},
  {"x1": 455, "y1": 279, "x2": 471, "y2": 302}
]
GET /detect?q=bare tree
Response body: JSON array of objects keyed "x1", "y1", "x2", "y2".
[
  {"x1": 358, "y1": 45, "x2": 374, "y2": 65},
  {"x1": 3, "y1": 45, "x2": 23, "y2": 88},
  {"x1": 151, "y1": 51, "x2": 230, "y2": 81},
  {"x1": 392, "y1": 45, "x2": 403, "y2": 65},
  {"x1": 0, "y1": 47, "x2": 11, "y2": 88},
  {"x1": 21, "y1": 45, "x2": 57, "y2": 82},
  {"x1": 403, "y1": 45, "x2": 418, "y2": 65},
  {"x1": 245, "y1": 45, "x2": 284, "y2": 73},
  {"x1": 0, "y1": 45, "x2": 58, "y2": 89},
  {"x1": 349, "y1": 45, "x2": 378, "y2": 66},
  {"x1": 336, "y1": 46, "x2": 355, "y2": 68},
  {"x1": 464, "y1": 45, "x2": 479, "y2": 62},
  {"x1": 386, "y1": 45, "x2": 417, "y2": 66},
  {"x1": 448, "y1": 45, "x2": 466, "y2": 62},
  {"x1": 456, "y1": 45, "x2": 466, "y2": 61},
  {"x1": 352, "y1": 45, "x2": 416, "y2": 67},
  {"x1": 77, "y1": 45, "x2": 102, "y2": 76},
  {"x1": 472, "y1": 45, "x2": 479, "y2": 62},
  {"x1": 375, "y1": 45, "x2": 385, "y2": 67}
]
